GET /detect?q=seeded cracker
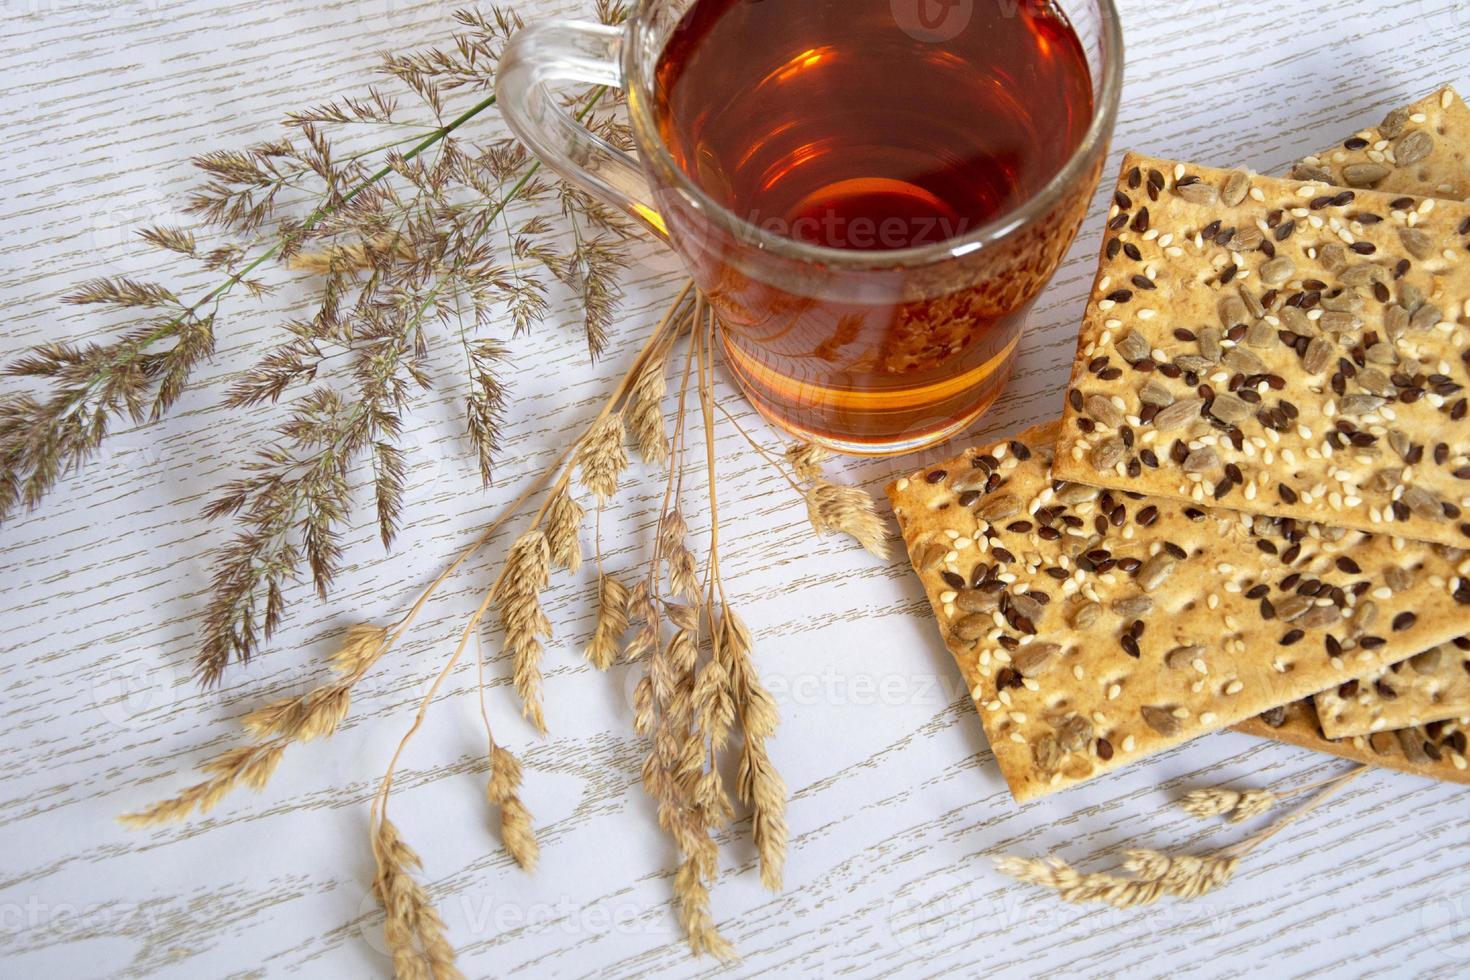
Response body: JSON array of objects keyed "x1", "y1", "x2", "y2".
[
  {"x1": 1292, "y1": 86, "x2": 1470, "y2": 202},
  {"x1": 1235, "y1": 701, "x2": 1470, "y2": 785},
  {"x1": 1054, "y1": 154, "x2": 1470, "y2": 549},
  {"x1": 887, "y1": 422, "x2": 1470, "y2": 802},
  {"x1": 1273, "y1": 89, "x2": 1470, "y2": 742},
  {"x1": 1312, "y1": 636, "x2": 1470, "y2": 737}
]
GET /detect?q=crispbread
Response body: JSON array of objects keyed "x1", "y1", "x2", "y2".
[
  {"x1": 1234, "y1": 700, "x2": 1470, "y2": 786},
  {"x1": 1283, "y1": 89, "x2": 1470, "y2": 742},
  {"x1": 1292, "y1": 86, "x2": 1470, "y2": 203},
  {"x1": 1053, "y1": 154, "x2": 1470, "y2": 549},
  {"x1": 1313, "y1": 636, "x2": 1470, "y2": 737},
  {"x1": 887, "y1": 421, "x2": 1470, "y2": 801}
]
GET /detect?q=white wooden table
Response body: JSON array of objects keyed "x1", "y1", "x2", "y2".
[{"x1": 4, "y1": 1, "x2": 1470, "y2": 976}]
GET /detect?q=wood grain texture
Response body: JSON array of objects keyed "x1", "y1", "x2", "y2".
[{"x1": 2, "y1": 1, "x2": 1469, "y2": 977}]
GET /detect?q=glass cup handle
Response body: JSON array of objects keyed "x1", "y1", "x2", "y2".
[{"x1": 497, "y1": 21, "x2": 668, "y2": 241}]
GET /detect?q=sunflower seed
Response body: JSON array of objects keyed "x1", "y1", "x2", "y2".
[
  {"x1": 1275, "y1": 595, "x2": 1313, "y2": 621},
  {"x1": 1402, "y1": 486, "x2": 1446, "y2": 521},
  {"x1": 953, "y1": 615, "x2": 991, "y2": 640},
  {"x1": 1399, "y1": 226, "x2": 1435, "y2": 259},
  {"x1": 1153, "y1": 398, "x2": 1202, "y2": 430},
  {"x1": 1164, "y1": 645, "x2": 1206, "y2": 670},
  {"x1": 1055, "y1": 484, "x2": 1099, "y2": 508},
  {"x1": 1292, "y1": 162, "x2": 1334, "y2": 183},
  {"x1": 1356, "y1": 368, "x2": 1393, "y2": 397},
  {"x1": 1339, "y1": 394, "x2": 1386, "y2": 416},
  {"x1": 1318, "y1": 243, "x2": 1348, "y2": 274},
  {"x1": 1364, "y1": 342, "x2": 1398, "y2": 365},
  {"x1": 1410, "y1": 303, "x2": 1442, "y2": 331},
  {"x1": 1139, "y1": 379, "x2": 1175, "y2": 407},
  {"x1": 1227, "y1": 226, "x2": 1264, "y2": 252},
  {"x1": 1303, "y1": 336, "x2": 1335, "y2": 374},
  {"x1": 1340, "y1": 263, "x2": 1388, "y2": 287},
  {"x1": 1137, "y1": 554, "x2": 1177, "y2": 592},
  {"x1": 1317, "y1": 310, "x2": 1361, "y2": 334},
  {"x1": 1380, "y1": 106, "x2": 1411, "y2": 139},
  {"x1": 976, "y1": 493, "x2": 1020, "y2": 522},
  {"x1": 1210, "y1": 393, "x2": 1251, "y2": 424},
  {"x1": 1175, "y1": 180, "x2": 1219, "y2": 205},
  {"x1": 1244, "y1": 320, "x2": 1278, "y2": 349},
  {"x1": 1192, "y1": 331, "x2": 1222, "y2": 367},
  {"x1": 1116, "y1": 330, "x2": 1150, "y2": 362},
  {"x1": 1032, "y1": 735, "x2": 1063, "y2": 773},
  {"x1": 1300, "y1": 605, "x2": 1343, "y2": 629},
  {"x1": 1013, "y1": 642, "x2": 1061, "y2": 678},
  {"x1": 1320, "y1": 289, "x2": 1363, "y2": 313},
  {"x1": 1223, "y1": 347, "x2": 1266, "y2": 375},
  {"x1": 1396, "y1": 728, "x2": 1432, "y2": 764},
  {"x1": 1275, "y1": 308, "x2": 1311, "y2": 338},
  {"x1": 1141, "y1": 705, "x2": 1182, "y2": 736},
  {"x1": 1221, "y1": 170, "x2": 1251, "y2": 206},
  {"x1": 1009, "y1": 592, "x2": 1045, "y2": 622},
  {"x1": 1394, "y1": 129, "x2": 1434, "y2": 166},
  {"x1": 1112, "y1": 595, "x2": 1154, "y2": 618},
  {"x1": 1218, "y1": 293, "x2": 1249, "y2": 329},
  {"x1": 1401, "y1": 282, "x2": 1426, "y2": 311},
  {"x1": 1070, "y1": 601, "x2": 1102, "y2": 628},
  {"x1": 1342, "y1": 162, "x2": 1392, "y2": 187},
  {"x1": 1055, "y1": 715, "x2": 1093, "y2": 753},
  {"x1": 1259, "y1": 256, "x2": 1296, "y2": 287},
  {"x1": 1175, "y1": 354, "x2": 1216, "y2": 374},
  {"x1": 1085, "y1": 393, "x2": 1124, "y2": 428},
  {"x1": 1182, "y1": 447, "x2": 1220, "y2": 474},
  {"x1": 955, "y1": 589, "x2": 1001, "y2": 613},
  {"x1": 1092, "y1": 438, "x2": 1125, "y2": 471}
]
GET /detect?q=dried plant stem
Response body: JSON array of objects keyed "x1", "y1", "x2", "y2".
[
  {"x1": 190, "y1": 86, "x2": 621, "y2": 687},
  {"x1": 1180, "y1": 766, "x2": 1362, "y2": 822},
  {"x1": 712, "y1": 399, "x2": 888, "y2": 558},
  {"x1": 475, "y1": 635, "x2": 538, "y2": 871},
  {"x1": 118, "y1": 624, "x2": 390, "y2": 827},
  {"x1": 122, "y1": 284, "x2": 692, "y2": 831},
  {"x1": 998, "y1": 766, "x2": 1368, "y2": 907},
  {"x1": 2, "y1": 88, "x2": 508, "y2": 528},
  {"x1": 699, "y1": 311, "x2": 787, "y2": 893},
  {"x1": 364, "y1": 285, "x2": 698, "y2": 966}
]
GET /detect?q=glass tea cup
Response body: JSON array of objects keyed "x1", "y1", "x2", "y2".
[{"x1": 498, "y1": 0, "x2": 1123, "y2": 455}]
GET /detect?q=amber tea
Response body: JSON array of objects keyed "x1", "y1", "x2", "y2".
[{"x1": 653, "y1": 0, "x2": 1098, "y2": 451}]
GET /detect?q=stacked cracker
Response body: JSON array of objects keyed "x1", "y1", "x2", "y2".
[{"x1": 890, "y1": 87, "x2": 1470, "y2": 801}]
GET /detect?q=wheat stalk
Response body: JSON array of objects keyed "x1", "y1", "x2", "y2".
[
  {"x1": 373, "y1": 816, "x2": 465, "y2": 980},
  {"x1": 545, "y1": 486, "x2": 585, "y2": 573},
  {"x1": 360, "y1": 286, "x2": 698, "y2": 966},
  {"x1": 1179, "y1": 787, "x2": 1277, "y2": 823},
  {"x1": 575, "y1": 414, "x2": 629, "y2": 502},
  {"x1": 999, "y1": 766, "x2": 1368, "y2": 907},
  {"x1": 585, "y1": 573, "x2": 630, "y2": 670},
  {"x1": 472, "y1": 633, "x2": 540, "y2": 872},
  {"x1": 494, "y1": 529, "x2": 553, "y2": 734},
  {"x1": 784, "y1": 442, "x2": 831, "y2": 482},
  {"x1": 803, "y1": 479, "x2": 889, "y2": 558}
]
